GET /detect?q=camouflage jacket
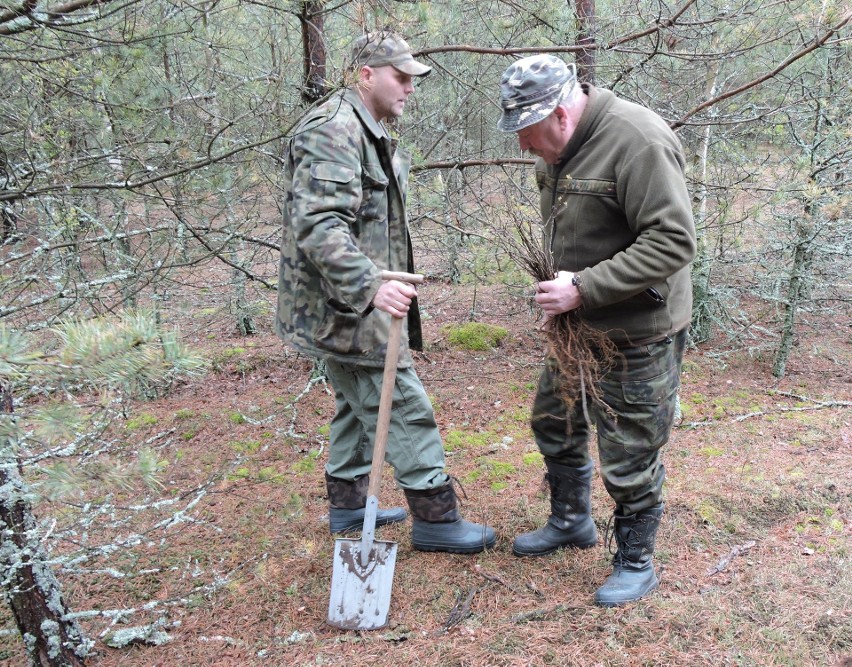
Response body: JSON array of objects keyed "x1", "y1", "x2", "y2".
[{"x1": 275, "y1": 88, "x2": 422, "y2": 368}]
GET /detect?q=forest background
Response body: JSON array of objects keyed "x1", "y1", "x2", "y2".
[{"x1": 1, "y1": 1, "x2": 850, "y2": 665}]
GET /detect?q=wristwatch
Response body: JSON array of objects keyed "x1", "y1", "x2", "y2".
[{"x1": 571, "y1": 273, "x2": 582, "y2": 291}]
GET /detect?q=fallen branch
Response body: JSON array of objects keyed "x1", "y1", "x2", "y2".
[
  {"x1": 473, "y1": 565, "x2": 512, "y2": 589},
  {"x1": 681, "y1": 390, "x2": 851, "y2": 429},
  {"x1": 773, "y1": 390, "x2": 852, "y2": 405},
  {"x1": 276, "y1": 370, "x2": 329, "y2": 441},
  {"x1": 706, "y1": 540, "x2": 757, "y2": 576},
  {"x1": 440, "y1": 585, "x2": 485, "y2": 633}
]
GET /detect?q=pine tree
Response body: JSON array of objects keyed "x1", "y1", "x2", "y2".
[{"x1": 0, "y1": 311, "x2": 204, "y2": 665}]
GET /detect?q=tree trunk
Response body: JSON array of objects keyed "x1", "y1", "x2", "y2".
[
  {"x1": 573, "y1": 0, "x2": 596, "y2": 84},
  {"x1": 300, "y1": 1, "x2": 327, "y2": 104},
  {"x1": 772, "y1": 220, "x2": 812, "y2": 378},
  {"x1": 688, "y1": 26, "x2": 723, "y2": 344},
  {"x1": 230, "y1": 237, "x2": 257, "y2": 336},
  {"x1": 0, "y1": 385, "x2": 89, "y2": 666},
  {"x1": 1, "y1": 204, "x2": 16, "y2": 241}
]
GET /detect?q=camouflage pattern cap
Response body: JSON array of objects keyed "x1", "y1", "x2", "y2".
[
  {"x1": 497, "y1": 55, "x2": 577, "y2": 132},
  {"x1": 351, "y1": 32, "x2": 432, "y2": 77}
]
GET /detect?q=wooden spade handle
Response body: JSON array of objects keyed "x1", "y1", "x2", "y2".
[
  {"x1": 365, "y1": 271, "x2": 424, "y2": 500},
  {"x1": 366, "y1": 315, "x2": 403, "y2": 500},
  {"x1": 380, "y1": 270, "x2": 425, "y2": 284}
]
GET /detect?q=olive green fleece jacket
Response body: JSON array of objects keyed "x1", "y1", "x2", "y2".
[{"x1": 536, "y1": 85, "x2": 696, "y2": 347}]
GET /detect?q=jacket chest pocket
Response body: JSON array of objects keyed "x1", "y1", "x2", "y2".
[
  {"x1": 542, "y1": 175, "x2": 623, "y2": 266},
  {"x1": 359, "y1": 164, "x2": 389, "y2": 220},
  {"x1": 552, "y1": 177, "x2": 617, "y2": 213},
  {"x1": 540, "y1": 172, "x2": 618, "y2": 220},
  {"x1": 354, "y1": 163, "x2": 390, "y2": 248}
]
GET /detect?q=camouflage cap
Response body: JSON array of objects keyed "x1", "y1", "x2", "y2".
[
  {"x1": 351, "y1": 32, "x2": 432, "y2": 77},
  {"x1": 497, "y1": 55, "x2": 577, "y2": 132}
]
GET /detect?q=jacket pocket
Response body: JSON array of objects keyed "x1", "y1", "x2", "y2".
[
  {"x1": 310, "y1": 161, "x2": 357, "y2": 200},
  {"x1": 311, "y1": 161, "x2": 356, "y2": 183},
  {"x1": 355, "y1": 163, "x2": 390, "y2": 248},
  {"x1": 314, "y1": 300, "x2": 363, "y2": 356},
  {"x1": 359, "y1": 163, "x2": 389, "y2": 220}
]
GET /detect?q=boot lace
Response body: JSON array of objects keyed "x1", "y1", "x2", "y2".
[
  {"x1": 448, "y1": 475, "x2": 469, "y2": 504},
  {"x1": 604, "y1": 514, "x2": 617, "y2": 556},
  {"x1": 604, "y1": 511, "x2": 641, "y2": 565}
]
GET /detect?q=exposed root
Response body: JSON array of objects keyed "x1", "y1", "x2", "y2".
[{"x1": 505, "y1": 218, "x2": 618, "y2": 419}]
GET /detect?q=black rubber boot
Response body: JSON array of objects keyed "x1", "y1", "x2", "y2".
[
  {"x1": 512, "y1": 460, "x2": 598, "y2": 557},
  {"x1": 405, "y1": 484, "x2": 496, "y2": 554},
  {"x1": 594, "y1": 503, "x2": 664, "y2": 607},
  {"x1": 326, "y1": 473, "x2": 407, "y2": 534}
]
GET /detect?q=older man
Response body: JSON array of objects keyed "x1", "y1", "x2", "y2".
[
  {"x1": 275, "y1": 32, "x2": 495, "y2": 554},
  {"x1": 497, "y1": 55, "x2": 696, "y2": 605}
]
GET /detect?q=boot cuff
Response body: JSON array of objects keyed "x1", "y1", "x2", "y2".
[
  {"x1": 325, "y1": 472, "x2": 368, "y2": 510},
  {"x1": 404, "y1": 484, "x2": 461, "y2": 523}
]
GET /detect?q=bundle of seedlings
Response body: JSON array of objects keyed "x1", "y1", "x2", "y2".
[{"x1": 506, "y1": 217, "x2": 619, "y2": 422}]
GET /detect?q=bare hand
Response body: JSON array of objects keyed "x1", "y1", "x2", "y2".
[
  {"x1": 535, "y1": 271, "x2": 581, "y2": 317},
  {"x1": 372, "y1": 280, "x2": 417, "y2": 318}
]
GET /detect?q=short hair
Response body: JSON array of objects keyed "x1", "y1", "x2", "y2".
[{"x1": 558, "y1": 79, "x2": 585, "y2": 109}]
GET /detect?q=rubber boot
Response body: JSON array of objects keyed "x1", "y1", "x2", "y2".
[
  {"x1": 512, "y1": 460, "x2": 598, "y2": 557},
  {"x1": 326, "y1": 473, "x2": 407, "y2": 534},
  {"x1": 594, "y1": 503, "x2": 664, "y2": 607},
  {"x1": 405, "y1": 484, "x2": 496, "y2": 554}
]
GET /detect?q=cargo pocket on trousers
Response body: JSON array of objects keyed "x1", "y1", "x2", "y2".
[{"x1": 620, "y1": 364, "x2": 681, "y2": 453}]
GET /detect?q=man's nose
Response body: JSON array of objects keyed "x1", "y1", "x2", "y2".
[{"x1": 518, "y1": 136, "x2": 530, "y2": 152}]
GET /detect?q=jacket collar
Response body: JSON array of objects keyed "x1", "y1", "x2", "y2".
[
  {"x1": 342, "y1": 88, "x2": 389, "y2": 142},
  {"x1": 555, "y1": 84, "x2": 615, "y2": 167}
]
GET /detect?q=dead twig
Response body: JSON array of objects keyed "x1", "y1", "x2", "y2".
[
  {"x1": 473, "y1": 565, "x2": 511, "y2": 589},
  {"x1": 440, "y1": 585, "x2": 486, "y2": 633},
  {"x1": 682, "y1": 390, "x2": 851, "y2": 430},
  {"x1": 706, "y1": 540, "x2": 757, "y2": 576}
]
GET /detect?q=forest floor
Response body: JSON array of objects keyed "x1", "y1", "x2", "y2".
[{"x1": 1, "y1": 279, "x2": 850, "y2": 667}]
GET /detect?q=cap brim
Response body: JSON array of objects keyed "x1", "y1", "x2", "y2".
[
  {"x1": 394, "y1": 59, "x2": 432, "y2": 77},
  {"x1": 497, "y1": 98, "x2": 559, "y2": 132}
]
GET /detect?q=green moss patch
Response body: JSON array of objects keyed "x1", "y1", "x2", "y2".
[{"x1": 443, "y1": 322, "x2": 509, "y2": 351}]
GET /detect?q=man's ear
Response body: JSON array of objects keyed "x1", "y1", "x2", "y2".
[
  {"x1": 359, "y1": 65, "x2": 374, "y2": 84},
  {"x1": 553, "y1": 104, "x2": 569, "y2": 128}
]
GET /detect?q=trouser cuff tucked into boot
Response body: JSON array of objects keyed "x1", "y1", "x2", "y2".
[
  {"x1": 325, "y1": 473, "x2": 407, "y2": 534},
  {"x1": 512, "y1": 460, "x2": 598, "y2": 557},
  {"x1": 405, "y1": 484, "x2": 496, "y2": 554},
  {"x1": 594, "y1": 503, "x2": 664, "y2": 607}
]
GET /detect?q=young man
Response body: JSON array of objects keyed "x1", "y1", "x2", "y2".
[
  {"x1": 497, "y1": 55, "x2": 696, "y2": 604},
  {"x1": 276, "y1": 32, "x2": 495, "y2": 553}
]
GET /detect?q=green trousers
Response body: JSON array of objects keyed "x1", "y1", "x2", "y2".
[
  {"x1": 531, "y1": 329, "x2": 687, "y2": 514},
  {"x1": 324, "y1": 359, "x2": 449, "y2": 490}
]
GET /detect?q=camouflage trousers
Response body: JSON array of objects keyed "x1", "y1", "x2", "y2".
[
  {"x1": 531, "y1": 329, "x2": 687, "y2": 514},
  {"x1": 324, "y1": 359, "x2": 450, "y2": 490}
]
